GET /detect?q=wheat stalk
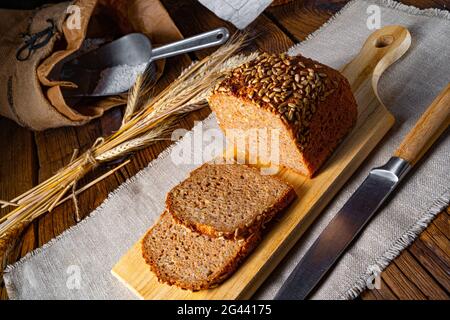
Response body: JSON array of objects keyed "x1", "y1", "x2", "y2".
[{"x1": 0, "y1": 33, "x2": 256, "y2": 260}]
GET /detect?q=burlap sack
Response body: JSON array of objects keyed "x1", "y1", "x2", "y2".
[{"x1": 0, "y1": 0, "x2": 172, "y2": 131}]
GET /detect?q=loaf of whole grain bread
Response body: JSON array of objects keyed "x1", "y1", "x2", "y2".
[
  {"x1": 208, "y1": 52, "x2": 358, "y2": 177},
  {"x1": 166, "y1": 162, "x2": 296, "y2": 239}
]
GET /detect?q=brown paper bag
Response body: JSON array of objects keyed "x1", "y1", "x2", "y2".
[{"x1": 0, "y1": 0, "x2": 175, "y2": 131}]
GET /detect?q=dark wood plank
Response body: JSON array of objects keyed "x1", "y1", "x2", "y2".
[
  {"x1": 0, "y1": 119, "x2": 37, "y2": 207},
  {"x1": 409, "y1": 224, "x2": 450, "y2": 293},
  {"x1": 417, "y1": 224, "x2": 450, "y2": 271},
  {"x1": 359, "y1": 289, "x2": 377, "y2": 300},
  {"x1": 432, "y1": 209, "x2": 449, "y2": 240},
  {"x1": 423, "y1": 222, "x2": 450, "y2": 263},
  {"x1": 265, "y1": 0, "x2": 348, "y2": 42},
  {"x1": 394, "y1": 250, "x2": 448, "y2": 299},
  {"x1": 382, "y1": 263, "x2": 427, "y2": 299},
  {"x1": 360, "y1": 277, "x2": 398, "y2": 300}
]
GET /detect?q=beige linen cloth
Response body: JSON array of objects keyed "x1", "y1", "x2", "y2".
[
  {"x1": 198, "y1": 0, "x2": 272, "y2": 29},
  {"x1": 4, "y1": 0, "x2": 450, "y2": 299}
]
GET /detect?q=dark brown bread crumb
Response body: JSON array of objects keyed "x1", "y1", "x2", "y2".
[
  {"x1": 209, "y1": 52, "x2": 357, "y2": 177},
  {"x1": 142, "y1": 211, "x2": 260, "y2": 291},
  {"x1": 166, "y1": 163, "x2": 296, "y2": 239}
]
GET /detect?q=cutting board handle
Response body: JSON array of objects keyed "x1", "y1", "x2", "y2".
[
  {"x1": 394, "y1": 83, "x2": 450, "y2": 166},
  {"x1": 341, "y1": 25, "x2": 411, "y2": 94}
]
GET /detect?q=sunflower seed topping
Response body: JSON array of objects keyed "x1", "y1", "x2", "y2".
[{"x1": 213, "y1": 52, "x2": 339, "y2": 147}]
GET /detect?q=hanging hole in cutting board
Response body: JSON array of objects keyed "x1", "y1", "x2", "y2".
[{"x1": 375, "y1": 35, "x2": 394, "y2": 48}]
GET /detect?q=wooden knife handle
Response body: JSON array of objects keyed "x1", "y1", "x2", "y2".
[{"x1": 394, "y1": 83, "x2": 450, "y2": 165}]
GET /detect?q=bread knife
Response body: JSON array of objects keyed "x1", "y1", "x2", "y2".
[{"x1": 275, "y1": 83, "x2": 450, "y2": 300}]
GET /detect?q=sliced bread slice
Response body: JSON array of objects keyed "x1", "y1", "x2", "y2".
[
  {"x1": 166, "y1": 163, "x2": 296, "y2": 239},
  {"x1": 142, "y1": 211, "x2": 259, "y2": 291}
]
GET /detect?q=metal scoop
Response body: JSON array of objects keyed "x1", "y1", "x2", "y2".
[{"x1": 60, "y1": 27, "x2": 230, "y2": 97}]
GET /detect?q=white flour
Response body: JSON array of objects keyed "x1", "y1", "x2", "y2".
[
  {"x1": 66, "y1": 38, "x2": 148, "y2": 96},
  {"x1": 93, "y1": 62, "x2": 148, "y2": 95}
]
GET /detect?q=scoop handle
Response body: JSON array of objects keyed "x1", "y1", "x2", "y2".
[
  {"x1": 394, "y1": 83, "x2": 450, "y2": 166},
  {"x1": 151, "y1": 27, "x2": 230, "y2": 61}
]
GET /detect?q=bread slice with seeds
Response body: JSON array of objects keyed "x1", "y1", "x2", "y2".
[
  {"x1": 166, "y1": 162, "x2": 296, "y2": 239},
  {"x1": 142, "y1": 211, "x2": 260, "y2": 291}
]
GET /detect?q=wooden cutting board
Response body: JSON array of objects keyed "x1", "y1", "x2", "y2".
[{"x1": 112, "y1": 26, "x2": 411, "y2": 299}]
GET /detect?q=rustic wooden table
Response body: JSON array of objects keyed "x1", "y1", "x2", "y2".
[{"x1": 0, "y1": 0, "x2": 448, "y2": 300}]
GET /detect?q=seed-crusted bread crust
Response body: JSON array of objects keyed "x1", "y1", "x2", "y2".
[
  {"x1": 166, "y1": 163, "x2": 296, "y2": 239},
  {"x1": 141, "y1": 211, "x2": 260, "y2": 291},
  {"x1": 209, "y1": 52, "x2": 357, "y2": 177}
]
